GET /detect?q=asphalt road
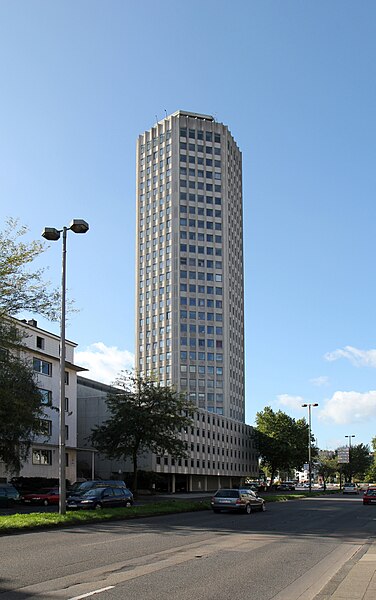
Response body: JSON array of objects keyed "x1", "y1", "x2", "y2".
[{"x1": 1, "y1": 496, "x2": 375, "y2": 600}]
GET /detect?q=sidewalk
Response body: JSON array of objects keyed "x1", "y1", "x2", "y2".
[{"x1": 321, "y1": 542, "x2": 376, "y2": 600}]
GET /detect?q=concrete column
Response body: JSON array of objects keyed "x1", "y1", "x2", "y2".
[{"x1": 171, "y1": 473, "x2": 176, "y2": 493}]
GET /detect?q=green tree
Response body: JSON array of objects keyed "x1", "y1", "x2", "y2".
[
  {"x1": 0, "y1": 319, "x2": 46, "y2": 472},
  {"x1": 342, "y1": 443, "x2": 372, "y2": 482},
  {"x1": 0, "y1": 217, "x2": 60, "y2": 320},
  {"x1": 317, "y1": 453, "x2": 339, "y2": 489},
  {"x1": 365, "y1": 437, "x2": 376, "y2": 483},
  {"x1": 0, "y1": 218, "x2": 60, "y2": 471},
  {"x1": 255, "y1": 406, "x2": 313, "y2": 487},
  {"x1": 90, "y1": 372, "x2": 195, "y2": 491}
]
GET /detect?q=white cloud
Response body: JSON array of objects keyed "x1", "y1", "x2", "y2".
[
  {"x1": 318, "y1": 390, "x2": 376, "y2": 425},
  {"x1": 309, "y1": 376, "x2": 329, "y2": 387},
  {"x1": 75, "y1": 342, "x2": 135, "y2": 385},
  {"x1": 277, "y1": 394, "x2": 306, "y2": 410},
  {"x1": 324, "y1": 346, "x2": 376, "y2": 368}
]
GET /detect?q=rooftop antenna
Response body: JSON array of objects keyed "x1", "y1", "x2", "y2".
[
  {"x1": 155, "y1": 114, "x2": 158, "y2": 124},
  {"x1": 164, "y1": 109, "x2": 167, "y2": 118}
]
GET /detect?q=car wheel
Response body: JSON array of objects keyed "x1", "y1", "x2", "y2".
[
  {"x1": 213, "y1": 508, "x2": 220, "y2": 513},
  {"x1": 43, "y1": 499, "x2": 49, "y2": 506},
  {"x1": 245, "y1": 503, "x2": 252, "y2": 515},
  {"x1": 94, "y1": 503, "x2": 103, "y2": 510},
  {"x1": 261, "y1": 502, "x2": 266, "y2": 512}
]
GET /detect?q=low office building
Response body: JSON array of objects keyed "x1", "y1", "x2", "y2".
[
  {"x1": 77, "y1": 375, "x2": 259, "y2": 492},
  {"x1": 0, "y1": 318, "x2": 85, "y2": 483}
]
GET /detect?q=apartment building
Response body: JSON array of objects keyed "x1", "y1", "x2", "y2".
[{"x1": 0, "y1": 318, "x2": 84, "y2": 482}]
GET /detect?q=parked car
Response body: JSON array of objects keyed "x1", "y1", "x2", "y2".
[
  {"x1": 277, "y1": 482, "x2": 295, "y2": 491},
  {"x1": 363, "y1": 487, "x2": 376, "y2": 505},
  {"x1": 66, "y1": 486, "x2": 134, "y2": 510},
  {"x1": 0, "y1": 484, "x2": 21, "y2": 507},
  {"x1": 67, "y1": 480, "x2": 127, "y2": 498},
  {"x1": 343, "y1": 482, "x2": 359, "y2": 494},
  {"x1": 21, "y1": 488, "x2": 60, "y2": 506},
  {"x1": 211, "y1": 488, "x2": 266, "y2": 514}
]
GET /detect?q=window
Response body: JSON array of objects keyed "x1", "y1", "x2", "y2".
[
  {"x1": 64, "y1": 371, "x2": 69, "y2": 385},
  {"x1": 40, "y1": 389, "x2": 52, "y2": 405},
  {"x1": 36, "y1": 336, "x2": 44, "y2": 349},
  {"x1": 65, "y1": 397, "x2": 69, "y2": 412},
  {"x1": 32, "y1": 449, "x2": 52, "y2": 465},
  {"x1": 40, "y1": 419, "x2": 52, "y2": 436},
  {"x1": 33, "y1": 358, "x2": 52, "y2": 376}
]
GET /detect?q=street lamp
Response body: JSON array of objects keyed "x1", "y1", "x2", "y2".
[
  {"x1": 301, "y1": 403, "x2": 319, "y2": 493},
  {"x1": 345, "y1": 435, "x2": 355, "y2": 448},
  {"x1": 42, "y1": 220, "x2": 89, "y2": 514}
]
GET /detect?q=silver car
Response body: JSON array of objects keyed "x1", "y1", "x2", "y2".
[{"x1": 211, "y1": 488, "x2": 266, "y2": 514}]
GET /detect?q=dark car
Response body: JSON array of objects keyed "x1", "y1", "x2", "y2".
[
  {"x1": 66, "y1": 486, "x2": 134, "y2": 510},
  {"x1": 67, "y1": 480, "x2": 127, "y2": 498},
  {"x1": 0, "y1": 484, "x2": 21, "y2": 507},
  {"x1": 211, "y1": 488, "x2": 266, "y2": 514},
  {"x1": 277, "y1": 482, "x2": 295, "y2": 491},
  {"x1": 21, "y1": 488, "x2": 60, "y2": 506},
  {"x1": 363, "y1": 488, "x2": 376, "y2": 505}
]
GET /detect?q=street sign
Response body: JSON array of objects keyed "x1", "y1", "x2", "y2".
[{"x1": 337, "y1": 446, "x2": 350, "y2": 463}]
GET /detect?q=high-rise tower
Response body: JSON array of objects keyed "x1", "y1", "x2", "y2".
[{"x1": 136, "y1": 111, "x2": 245, "y2": 422}]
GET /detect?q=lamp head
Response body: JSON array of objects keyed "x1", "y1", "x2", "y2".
[
  {"x1": 69, "y1": 219, "x2": 89, "y2": 234},
  {"x1": 41, "y1": 227, "x2": 61, "y2": 241}
]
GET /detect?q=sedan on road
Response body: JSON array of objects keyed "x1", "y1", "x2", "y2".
[
  {"x1": 66, "y1": 486, "x2": 134, "y2": 510},
  {"x1": 21, "y1": 488, "x2": 60, "y2": 506},
  {"x1": 343, "y1": 483, "x2": 359, "y2": 494},
  {"x1": 363, "y1": 488, "x2": 376, "y2": 505},
  {"x1": 211, "y1": 488, "x2": 266, "y2": 514}
]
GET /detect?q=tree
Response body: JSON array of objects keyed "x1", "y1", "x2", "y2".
[
  {"x1": 0, "y1": 320, "x2": 46, "y2": 472},
  {"x1": 317, "y1": 453, "x2": 339, "y2": 489},
  {"x1": 90, "y1": 372, "x2": 195, "y2": 490},
  {"x1": 341, "y1": 443, "x2": 372, "y2": 482},
  {"x1": 365, "y1": 437, "x2": 376, "y2": 483},
  {"x1": 0, "y1": 218, "x2": 60, "y2": 471},
  {"x1": 0, "y1": 217, "x2": 60, "y2": 320},
  {"x1": 255, "y1": 407, "x2": 313, "y2": 487}
]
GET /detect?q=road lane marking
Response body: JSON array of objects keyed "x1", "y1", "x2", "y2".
[{"x1": 69, "y1": 587, "x2": 115, "y2": 600}]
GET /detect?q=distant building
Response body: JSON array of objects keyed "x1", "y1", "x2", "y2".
[{"x1": 0, "y1": 318, "x2": 85, "y2": 483}]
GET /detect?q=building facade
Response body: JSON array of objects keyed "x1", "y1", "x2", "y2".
[
  {"x1": 0, "y1": 318, "x2": 84, "y2": 483},
  {"x1": 134, "y1": 110, "x2": 258, "y2": 489}
]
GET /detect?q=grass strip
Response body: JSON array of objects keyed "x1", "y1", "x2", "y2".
[{"x1": 0, "y1": 499, "x2": 210, "y2": 535}]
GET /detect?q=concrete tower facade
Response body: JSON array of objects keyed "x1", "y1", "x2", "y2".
[{"x1": 136, "y1": 110, "x2": 245, "y2": 422}]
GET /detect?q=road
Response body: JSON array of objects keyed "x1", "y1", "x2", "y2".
[{"x1": 1, "y1": 496, "x2": 375, "y2": 600}]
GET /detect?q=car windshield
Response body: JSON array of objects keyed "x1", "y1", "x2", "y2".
[
  {"x1": 82, "y1": 487, "x2": 110, "y2": 498},
  {"x1": 367, "y1": 489, "x2": 376, "y2": 496}
]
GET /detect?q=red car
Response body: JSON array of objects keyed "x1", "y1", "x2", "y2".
[
  {"x1": 22, "y1": 488, "x2": 60, "y2": 506},
  {"x1": 363, "y1": 488, "x2": 376, "y2": 505}
]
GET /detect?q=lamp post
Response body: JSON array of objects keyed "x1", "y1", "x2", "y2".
[
  {"x1": 301, "y1": 403, "x2": 318, "y2": 492},
  {"x1": 42, "y1": 220, "x2": 89, "y2": 514},
  {"x1": 345, "y1": 435, "x2": 355, "y2": 483}
]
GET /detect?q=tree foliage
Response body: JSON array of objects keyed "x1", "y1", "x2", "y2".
[
  {"x1": 341, "y1": 443, "x2": 372, "y2": 482},
  {"x1": 0, "y1": 319, "x2": 46, "y2": 472},
  {"x1": 317, "y1": 453, "x2": 339, "y2": 488},
  {"x1": 365, "y1": 437, "x2": 376, "y2": 482},
  {"x1": 255, "y1": 406, "x2": 313, "y2": 486},
  {"x1": 0, "y1": 217, "x2": 60, "y2": 320},
  {"x1": 0, "y1": 218, "x2": 61, "y2": 472},
  {"x1": 90, "y1": 372, "x2": 195, "y2": 490}
]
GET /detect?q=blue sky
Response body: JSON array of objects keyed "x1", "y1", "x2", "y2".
[{"x1": 1, "y1": 1, "x2": 376, "y2": 451}]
